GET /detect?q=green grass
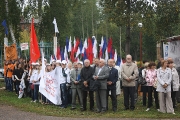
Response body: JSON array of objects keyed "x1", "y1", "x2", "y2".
[{"x1": 0, "y1": 80, "x2": 180, "y2": 118}]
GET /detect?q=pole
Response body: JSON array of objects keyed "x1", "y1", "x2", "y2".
[
  {"x1": 140, "y1": 30, "x2": 142, "y2": 67},
  {"x1": 120, "y1": 26, "x2": 122, "y2": 56}
]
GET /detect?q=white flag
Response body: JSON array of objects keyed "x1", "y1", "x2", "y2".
[
  {"x1": 105, "y1": 48, "x2": 108, "y2": 63},
  {"x1": 53, "y1": 18, "x2": 59, "y2": 33},
  {"x1": 64, "y1": 46, "x2": 68, "y2": 61},
  {"x1": 73, "y1": 37, "x2": 76, "y2": 49},
  {"x1": 68, "y1": 36, "x2": 72, "y2": 52},
  {"x1": 81, "y1": 38, "x2": 87, "y2": 54},
  {"x1": 76, "y1": 47, "x2": 80, "y2": 58},
  {"x1": 93, "y1": 36, "x2": 97, "y2": 58},
  {"x1": 114, "y1": 49, "x2": 117, "y2": 62},
  {"x1": 99, "y1": 36, "x2": 104, "y2": 48}
]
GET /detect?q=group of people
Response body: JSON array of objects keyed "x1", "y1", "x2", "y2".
[
  {"x1": 140, "y1": 58, "x2": 179, "y2": 114},
  {"x1": 3, "y1": 55, "x2": 180, "y2": 114}
]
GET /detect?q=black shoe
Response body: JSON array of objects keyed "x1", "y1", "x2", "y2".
[
  {"x1": 124, "y1": 108, "x2": 129, "y2": 110},
  {"x1": 100, "y1": 111, "x2": 106, "y2": 114},
  {"x1": 81, "y1": 108, "x2": 86, "y2": 111},
  {"x1": 96, "y1": 110, "x2": 101, "y2": 113},
  {"x1": 71, "y1": 107, "x2": 76, "y2": 110}
]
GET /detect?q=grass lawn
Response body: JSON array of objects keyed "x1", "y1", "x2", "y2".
[{"x1": 0, "y1": 81, "x2": 180, "y2": 119}]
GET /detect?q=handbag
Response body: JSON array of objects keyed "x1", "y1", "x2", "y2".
[
  {"x1": 89, "y1": 79, "x2": 101, "y2": 91},
  {"x1": 153, "y1": 78, "x2": 158, "y2": 88},
  {"x1": 138, "y1": 76, "x2": 147, "y2": 85}
]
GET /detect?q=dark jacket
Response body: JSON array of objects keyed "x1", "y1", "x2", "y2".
[
  {"x1": 107, "y1": 67, "x2": 118, "y2": 90},
  {"x1": 80, "y1": 66, "x2": 94, "y2": 91}
]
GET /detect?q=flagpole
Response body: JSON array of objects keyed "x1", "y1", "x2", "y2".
[{"x1": 120, "y1": 26, "x2": 122, "y2": 56}]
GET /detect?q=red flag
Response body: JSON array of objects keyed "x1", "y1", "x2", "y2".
[
  {"x1": 74, "y1": 38, "x2": 80, "y2": 52},
  {"x1": 107, "y1": 37, "x2": 113, "y2": 53},
  {"x1": 70, "y1": 46, "x2": 75, "y2": 62},
  {"x1": 56, "y1": 47, "x2": 61, "y2": 60},
  {"x1": 30, "y1": 18, "x2": 40, "y2": 63},
  {"x1": 87, "y1": 38, "x2": 93, "y2": 64}
]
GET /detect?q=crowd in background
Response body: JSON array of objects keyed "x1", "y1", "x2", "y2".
[{"x1": 3, "y1": 55, "x2": 180, "y2": 114}]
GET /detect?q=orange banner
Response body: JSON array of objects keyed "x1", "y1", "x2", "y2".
[{"x1": 5, "y1": 44, "x2": 18, "y2": 60}]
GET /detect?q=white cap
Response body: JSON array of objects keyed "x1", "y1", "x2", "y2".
[
  {"x1": 31, "y1": 62, "x2": 36, "y2": 65},
  {"x1": 35, "y1": 62, "x2": 40, "y2": 65},
  {"x1": 78, "y1": 61, "x2": 83, "y2": 65},
  {"x1": 61, "y1": 60, "x2": 67, "y2": 64},
  {"x1": 56, "y1": 60, "x2": 61, "y2": 64},
  {"x1": 46, "y1": 63, "x2": 51, "y2": 66}
]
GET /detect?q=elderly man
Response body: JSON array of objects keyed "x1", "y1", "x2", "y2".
[
  {"x1": 80, "y1": 59, "x2": 94, "y2": 111},
  {"x1": 107, "y1": 59, "x2": 118, "y2": 112},
  {"x1": 91, "y1": 58, "x2": 99, "y2": 73},
  {"x1": 121, "y1": 54, "x2": 139, "y2": 110},
  {"x1": 93, "y1": 59, "x2": 109, "y2": 113},
  {"x1": 70, "y1": 62, "x2": 83, "y2": 110}
]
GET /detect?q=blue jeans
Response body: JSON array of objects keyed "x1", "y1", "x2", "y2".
[
  {"x1": 16, "y1": 84, "x2": 20, "y2": 95},
  {"x1": 7, "y1": 78, "x2": 13, "y2": 91},
  {"x1": 34, "y1": 84, "x2": 39, "y2": 100},
  {"x1": 4, "y1": 77, "x2": 8, "y2": 90},
  {"x1": 60, "y1": 83, "x2": 68, "y2": 107}
]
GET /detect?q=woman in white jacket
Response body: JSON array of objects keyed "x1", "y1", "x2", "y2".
[
  {"x1": 157, "y1": 60, "x2": 174, "y2": 114},
  {"x1": 168, "y1": 60, "x2": 180, "y2": 108}
]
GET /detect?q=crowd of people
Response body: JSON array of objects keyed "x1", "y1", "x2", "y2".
[{"x1": 3, "y1": 55, "x2": 180, "y2": 114}]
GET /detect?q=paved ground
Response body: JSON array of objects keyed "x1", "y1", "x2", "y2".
[{"x1": 0, "y1": 104, "x2": 178, "y2": 120}]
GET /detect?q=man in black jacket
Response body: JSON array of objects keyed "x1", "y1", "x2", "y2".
[
  {"x1": 107, "y1": 59, "x2": 118, "y2": 112},
  {"x1": 80, "y1": 59, "x2": 94, "y2": 111}
]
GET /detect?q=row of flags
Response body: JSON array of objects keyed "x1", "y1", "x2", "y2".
[
  {"x1": 1, "y1": 18, "x2": 122, "y2": 66},
  {"x1": 51, "y1": 36, "x2": 122, "y2": 66}
]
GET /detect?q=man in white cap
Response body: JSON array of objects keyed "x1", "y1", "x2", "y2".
[
  {"x1": 59, "y1": 60, "x2": 71, "y2": 108},
  {"x1": 78, "y1": 61, "x2": 83, "y2": 69}
]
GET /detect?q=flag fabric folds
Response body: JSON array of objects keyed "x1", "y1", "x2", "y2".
[
  {"x1": 30, "y1": 18, "x2": 40, "y2": 63},
  {"x1": 114, "y1": 49, "x2": 117, "y2": 62},
  {"x1": 93, "y1": 36, "x2": 97, "y2": 58},
  {"x1": 108, "y1": 38, "x2": 113, "y2": 53},
  {"x1": 53, "y1": 18, "x2": 59, "y2": 33},
  {"x1": 105, "y1": 48, "x2": 109, "y2": 63},
  {"x1": 1, "y1": 20, "x2": 8, "y2": 35},
  {"x1": 68, "y1": 36, "x2": 72, "y2": 52}
]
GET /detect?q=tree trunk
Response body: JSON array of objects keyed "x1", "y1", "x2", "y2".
[{"x1": 125, "y1": 0, "x2": 131, "y2": 55}]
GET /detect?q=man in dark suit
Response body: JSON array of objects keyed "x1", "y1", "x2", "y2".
[
  {"x1": 70, "y1": 62, "x2": 83, "y2": 110},
  {"x1": 107, "y1": 59, "x2": 118, "y2": 112},
  {"x1": 93, "y1": 59, "x2": 109, "y2": 113},
  {"x1": 80, "y1": 59, "x2": 94, "y2": 111}
]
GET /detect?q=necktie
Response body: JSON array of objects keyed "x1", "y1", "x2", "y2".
[{"x1": 76, "y1": 69, "x2": 78, "y2": 81}]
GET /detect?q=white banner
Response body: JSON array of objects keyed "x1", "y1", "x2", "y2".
[
  {"x1": 163, "y1": 41, "x2": 180, "y2": 67},
  {"x1": 39, "y1": 69, "x2": 61, "y2": 105},
  {"x1": 20, "y1": 43, "x2": 29, "y2": 51}
]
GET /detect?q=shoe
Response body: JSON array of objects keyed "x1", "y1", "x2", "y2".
[
  {"x1": 124, "y1": 108, "x2": 129, "y2": 110},
  {"x1": 157, "y1": 109, "x2": 160, "y2": 112},
  {"x1": 172, "y1": 112, "x2": 175, "y2": 115},
  {"x1": 100, "y1": 111, "x2": 106, "y2": 114},
  {"x1": 146, "y1": 108, "x2": 150, "y2": 111},
  {"x1": 81, "y1": 108, "x2": 86, "y2": 111},
  {"x1": 71, "y1": 107, "x2": 76, "y2": 110},
  {"x1": 30, "y1": 100, "x2": 33, "y2": 102},
  {"x1": 96, "y1": 110, "x2": 101, "y2": 113},
  {"x1": 33, "y1": 100, "x2": 37, "y2": 103}
]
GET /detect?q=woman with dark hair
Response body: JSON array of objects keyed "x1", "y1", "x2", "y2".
[
  {"x1": 22, "y1": 64, "x2": 30, "y2": 97},
  {"x1": 157, "y1": 60, "x2": 175, "y2": 114},
  {"x1": 13, "y1": 63, "x2": 24, "y2": 95},
  {"x1": 145, "y1": 62, "x2": 159, "y2": 111}
]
